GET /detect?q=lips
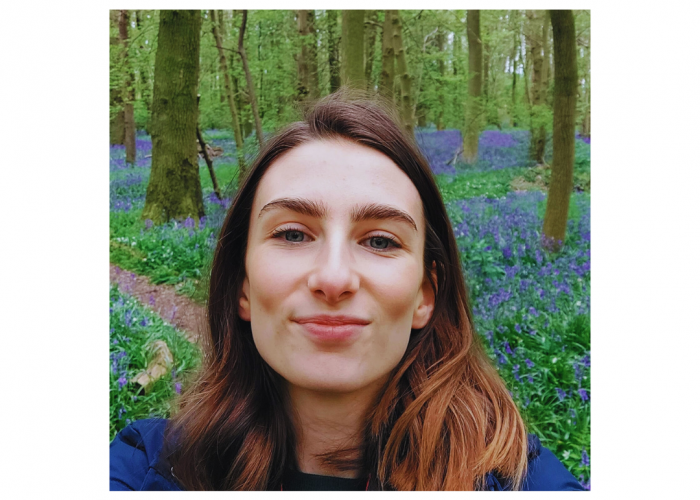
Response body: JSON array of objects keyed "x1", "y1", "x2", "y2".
[{"x1": 293, "y1": 315, "x2": 370, "y2": 342}]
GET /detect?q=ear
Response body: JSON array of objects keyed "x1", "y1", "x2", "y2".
[
  {"x1": 412, "y1": 261, "x2": 437, "y2": 329},
  {"x1": 238, "y1": 276, "x2": 251, "y2": 321}
]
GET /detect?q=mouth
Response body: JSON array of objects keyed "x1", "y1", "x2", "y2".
[{"x1": 292, "y1": 315, "x2": 370, "y2": 343}]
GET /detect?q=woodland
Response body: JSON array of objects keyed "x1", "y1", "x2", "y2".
[{"x1": 110, "y1": 10, "x2": 591, "y2": 490}]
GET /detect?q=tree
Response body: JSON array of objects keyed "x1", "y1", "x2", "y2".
[
  {"x1": 238, "y1": 10, "x2": 264, "y2": 148},
  {"x1": 109, "y1": 10, "x2": 125, "y2": 145},
  {"x1": 527, "y1": 10, "x2": 548, "y2": 165},
  {"x1": 326, "y1": 10, "x2": 341, "y2": 93},
  {"x1": 541, "y1": 10, "x2": 577, "y2": 253},
  {"x1": 364, "y1": 10, "x2": 379, "y2": 90},
  {"x1": 119, "y1": 10, "x2": 136, "y2": 165},
  {"x1": 210, "y1": 10, "x2": 247, "y2": 177},
  {"x1": 296, "y1": 10, "x2": 319, "y2": 100},
  {"x1": 436, "y1": 27, "x2": 445, "y2": 130},
  {"x1": 341, "y1": 10, "x2": 365, "y2": 88},
  {"x1": 392, "y1": 11, "x2": 413, "y2": 135},
  {"x1": 463, "y1": 10, "x2": 482, "y2": 164},
  {"x1": 379, "y1": 10, "x2": 395, "y2": 99},
  {"x1": 142, "y1": 10, "x2": 204, "y2": 224}
]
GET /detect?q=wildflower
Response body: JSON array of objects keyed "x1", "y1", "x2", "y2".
[
  {"x1": 144, "y1": 219, "x2": 153, "y2": 229},
  {"x1": 149, "y1": 294, "x2": 155, "y2": 306},
  {"x1": 118, "y1": 377, "x2": 127, "y2": 390},
  {"x1": 175, "y1": 382, "x2": 182, "y2": 394},
  {"x1": 578, "y1": 388, "x2": 589, "y2": 402},
  {"x1": 139, "y1": 318, "x2": 148, "y2": 327},
  {"x1": 578, "y1": 475, "x2": 590, "y2": 491},
  {"x1": 581, "y1": 449, "x2": 590, "y2": 468},
  {"x1": 514, "y1": 323, "x2": 522, "y2": 333},
  {"x1": 527, "y1": 375, "x2": 534, "y2": 383},
  {"x1": 512, "y1": 365, "x2": 521, "y2": 382},
  {"x1": 184, "y1": 217, "x2": 194, "y2": 229},
  {"x1": 556, "y1": 388, "x2": 567, "y2": 402},
  {"x1": 504, "y1": 341, "x2": 513, "y2": 355},
  {"x1": 525, "y1": 358, "x2": 534, "y2": 369}
]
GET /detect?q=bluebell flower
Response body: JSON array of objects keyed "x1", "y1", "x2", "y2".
[
  {"x1": 504, "y1": 341, "x2": 513, "y2": 355},
  {"x1": 514, "y1": 323, "x2": 522, "y2": 333},
  {"x1": 578, "y1": 388, "x2": 589, "y2": 402},
  {"x1": 512, "y1": 365, "x2": 521, "y2": 382},
  {"x1": 118, "y1": 377, "x2": 127, "y2": 390},
  {"x1": 580, "y1": 449, "x2": 590, "y2": 468},
  {"x1": 556, "y1": 388, "x2": 567, "y2": 402},
  {"x1": 525, "y1": 358, "x2": 534, "y2": 369},
  {"x1": 175, "y1": 382, "x2": 182, "y2": 394}
]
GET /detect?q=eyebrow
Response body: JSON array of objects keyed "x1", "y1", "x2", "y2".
[{"x1": 258, "y1": 197, "x2": 418, "y2": 232}]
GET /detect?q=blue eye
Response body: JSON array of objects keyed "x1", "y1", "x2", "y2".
[{"x1": 271, "y1": 227, "x2": 401, "y2": 253}]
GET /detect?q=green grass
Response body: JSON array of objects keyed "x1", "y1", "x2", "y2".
[{"x1": 436, "y1": 167, "x2": 529, "y2": 203}]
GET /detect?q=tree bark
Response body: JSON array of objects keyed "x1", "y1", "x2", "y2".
[
  {"x1": 463, "y1": 10, "x2": 482, "y2": 164},
  {"x1": 436, "y1": 28, "x2": 445, "y2": 130},
  {"x1": 341, "y1": 10, "x2": 365, "y2": 88},
  {"x1": 542, "y1": 10, "x2": 578, "y2": 253},
  {"x1": 110, "y1": 10, "x2": 125, "y2": 145},
  {"x1": 142, "y1": 10, "x2": 204, "y2": 224},
  {"x1": 527, "y1": 10, "x2": 546, "y2": 165},
  {"x1": 392, "y1": 11, "x2": 413, "y2": 136},
  {"x1": 580, "y1": 42, "x2": 590, "y2": 138},
  {"x1": 238, "y1": 10, "x2": 264, "y2": 148},
  {"x1": 119, "y1": 10, "x2": 136, "y2": 165},
  {"x1": 378, "y1": 10, "x2": 395, "y2": 99},
  {"x1": 197, "y1": 96, "x2": 221, "y2": 200},
  {"x1": 210, "y1": 10, "x2": 247, "y2": 178},
  {"x1": 364, "y1": 10, "x2": 379, "y2": 90},
  {"x1": 296, "y1": 10, "x2": 319, "y2": 100},
  {"x1": 326, "y1": 10, "x2": 341, "y2": 93}
]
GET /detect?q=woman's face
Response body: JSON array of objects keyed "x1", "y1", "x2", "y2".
[{"x1": 239, "y1": 138, "x2": 435, "y2": 395}]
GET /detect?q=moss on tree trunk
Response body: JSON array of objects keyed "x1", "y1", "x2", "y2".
[
  {"x1": 463, "y1": 10, "x2": 482, "y2": 164},
  {"x1": 542, "y1": 10, "x2": 577, "y2": 253},
  {"x1": 142, "y1": 10, "x2": 204, "y2": 225}
]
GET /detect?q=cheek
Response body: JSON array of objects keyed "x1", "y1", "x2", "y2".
[{"x1": 370, "y1": 261, "x2": 424, "y2": 319}]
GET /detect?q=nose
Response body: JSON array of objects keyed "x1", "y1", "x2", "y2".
[{"x1": 306, "y1": 232, "x2": 360, "y2": 304}]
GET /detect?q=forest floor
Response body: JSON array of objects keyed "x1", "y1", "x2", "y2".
[{"x1": 109, "y1": 263, "x2": 205, "y2": 342}]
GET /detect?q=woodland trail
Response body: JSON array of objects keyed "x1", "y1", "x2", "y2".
[{"x1": 110, "y1": 264, "x2": 206, "y2": 343}]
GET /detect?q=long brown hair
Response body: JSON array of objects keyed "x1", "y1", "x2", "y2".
[{"x1": 165, "y1": 89, "x2": 528, "y2": 490}]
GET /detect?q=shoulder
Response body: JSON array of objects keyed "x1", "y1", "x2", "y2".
[
  {"x1": 520, "y1": 434, "x2": 585, "y2": 491},
  {"x1": 110, "y1": 418, "x2": 181, "y2": 491}
]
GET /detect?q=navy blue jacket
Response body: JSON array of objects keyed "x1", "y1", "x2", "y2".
[{"x1": 110, "y1": 419, "x2": 584, "y2": 491}]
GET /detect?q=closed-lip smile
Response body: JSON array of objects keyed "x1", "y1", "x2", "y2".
[{"x1": 294, "y1": 314, "x2": 371, "y2": 326}]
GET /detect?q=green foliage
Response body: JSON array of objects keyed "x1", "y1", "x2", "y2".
[
  {"x1": 437, "y1": 167, "x2": 528, "y2": 202},
  {"x1": 110, "y1": 286, "x2": 201, "y2": 440}
]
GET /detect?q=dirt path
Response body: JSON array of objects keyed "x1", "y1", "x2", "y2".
[{"x1": 110, "y1": 264, "x2": 206, "y2": 343}]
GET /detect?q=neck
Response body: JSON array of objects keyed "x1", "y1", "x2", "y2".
[{"x1": 287, "y1": 382, "x2": 381, "y2": 479}]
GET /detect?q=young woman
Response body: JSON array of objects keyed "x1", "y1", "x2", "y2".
[{"x1": 110, "y1": 90, "x2": 584, "y2": 491}]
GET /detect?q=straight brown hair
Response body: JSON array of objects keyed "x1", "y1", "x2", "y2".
[{"x1": 165, "y1": 89, "x2": 528, "y2": 490}]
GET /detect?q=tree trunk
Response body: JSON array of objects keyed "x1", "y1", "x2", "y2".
[
  {"x1": 379, "y1": 10, "x2": 395, "y2": 100},
  {"x1": 436, "y1": 28, "x2": 445, "y2": 130},
  {"x1": 197, "y1": 96, "x2": 222, "y2": 200},
  {"x1": 142, "y1": 10, "x2": 204, "y2": 224},
  {"x1": 463, "y1": 10, "x2": 482, "y2": 164},
  {"x1": 210, "y1": 10, "x2": 247, "y2": 178},
  {"x1": 453, "y1": 31, "x2": 461, "y2": 76},
  {"x1": 580, "y1": 42, "x2": 590, "y2": 138},
  {"x1": 238, "y1": 10, "x2": 264, "y2": 148},
  {"x1": 542, "y1": 10, "x2": 577, "y2": 253},
  {"x1": 119, "y1": 10, "x2": 136, "y2": 165},
  {"x1": 296, "y1": 10, "x2": 319, "y2": 100},
  {"x1": 510, "y1": 15, "x2": 518, "y2": 126},
  {"x1": 110, "y1": 11, "x2": 125, "y2": 145},
  {"x1": 326, "y1": 10, "x2": 341, "y2": 93},
  {"x1": 341, "y1": 10, "x2": 365, "y2": 88},
  {"x1": 364, "y1": 10, "x2": 379, "y2": 90},
  {"x1": 392, "y1": 11, "x2": 413, "y2": 136},
  {"x1": 527, "y1": 10, "x2": 546, "y2": 165}
]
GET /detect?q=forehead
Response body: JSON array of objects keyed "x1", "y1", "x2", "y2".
[{"x1": 252, "y1": 139, "x2": 424, "y2": 227}]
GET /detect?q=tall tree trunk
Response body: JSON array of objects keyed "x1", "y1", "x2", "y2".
[
  {"x1": 392, "y1": 11, "x2": 413, "y2": 136},
  {"x1": 238, "y1": 10, "x2": 264, "y2": 148},
  {"x1": 196, "y1": 96, "x2": 222, "y2": 200},
  {"x1": 119, "y1": 10, "x2": 136, "y2": 165},
  {"x1": 580, "y1": 42, "x2": 590, "y2": 138},
  {"x1": 210, "y1": 10, "x2": 247, "y2": 178},
  {"x1": 463, "y1": 10, "x2": 482, "y2": 164},
  {"x1": 436, "y1": 28, "x2": 445, "y2": 130},
  {"x1": 453, "y1": 31, "x2": 461, "y2": 76},
  {"x1": 510, "y1": 16, "x2": 518, "y2": 126},
  {"x1": 142, "y1": 10, "x2": 204, "y2": 224},
  {"x1": 341, "y1": 10, "x2": 365, "y2": 88},
  {"x1": 296, "y1": 10, "x2": 319, "y2": 100},
  {"x1": 542, "y1": 10, "x2": 577, "y2": 253},
  {"x1": 379, "y1": 10, "x2": 395, "y2": 99},
  {"x1": 364, "y1": 10, "x2": 379, "y2": 90},
  {"x1": 527, "y1": 10, "x2": 546, "y2": 165},
  {"x1": 110, "y1": 10, "x2": 125, "y2": 145},
  {"x1": 326, "y1": 10, "x2": 341, "y2": 93}
]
